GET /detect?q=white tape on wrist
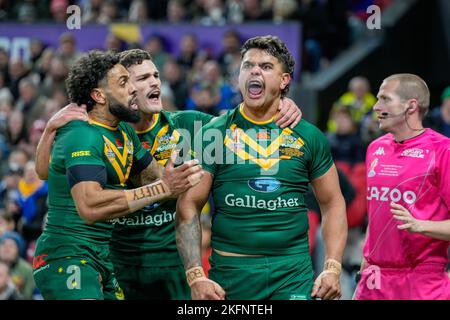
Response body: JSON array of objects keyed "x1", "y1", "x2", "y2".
[{"x1": 185, "y1": 266, "x2": 209, "y2": 287}]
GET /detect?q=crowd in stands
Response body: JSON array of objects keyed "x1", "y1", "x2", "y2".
[
  {"x1": 2, "y1": 0, "x2": 450, "y2": 300},
  {"x1": 1, "y1": 0, "x2": 394, "y2": 73}
]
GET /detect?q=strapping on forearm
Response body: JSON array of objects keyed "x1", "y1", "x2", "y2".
[{"x1": 124, "y1": 179, "x2": 171, "y2": 212}]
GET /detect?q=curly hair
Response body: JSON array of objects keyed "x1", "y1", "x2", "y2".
[
  {"x1": 65, "y1": 50, "x2": 120, "y2": 112},
  {"x1": 119, "y1": 49, "x2": 152, "y2": 69},
  {"x1": 241, "y1": 35, "x2": 295, "y2": 97}
]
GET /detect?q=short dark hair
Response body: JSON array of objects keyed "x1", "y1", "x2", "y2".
[
  {"x1": 66, "y1": 50, "x2": 120, "y2": 112},
  {"x1": 119, "y1": 49, "x2": 152, "y2": 69},
  {"x1": 241, "y1": 35, "x2": 295, "y2": 97}
]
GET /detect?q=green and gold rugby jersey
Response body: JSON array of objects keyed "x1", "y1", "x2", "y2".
[
  {"x1": 39, "y1": 119, "x2": 149, "y2": 253},
  {"x1": 195, "y1": 104, "x2": 333, "y2": 255},
  {"x1": 110, "y1": 111, "x2": 213, "y2": 266}
]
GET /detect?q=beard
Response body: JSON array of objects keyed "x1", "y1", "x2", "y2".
[{"x1": 108, "y1": 94, "x2": 141, "y2": 123}]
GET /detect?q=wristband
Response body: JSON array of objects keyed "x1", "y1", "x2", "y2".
[
  {"x1": 323, "y1": 258, "x2": 342, "y2": 276},
  {"x1": 185, "y1": 266, "x2": 208, "y2": 287}
]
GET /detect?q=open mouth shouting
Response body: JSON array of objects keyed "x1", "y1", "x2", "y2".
[
  {"x1": 246, "y1": 79, "x2": 264, "y2": 99},
  {"x1": 147, "y1": 89, "x2": 161, "y2": 104}
]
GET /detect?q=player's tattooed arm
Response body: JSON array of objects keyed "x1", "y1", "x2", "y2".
[
  {"x1": 130, "y1": 153, "x2": 203, "y2": 198},
  {"x1": 129, "y1": 157, "x2": 162, "y2": 186},
  {"x1": 176, "y1": 213, "x2": 203, "y2": 269},
  {"x1": 175, "y1": 172, "x2": 213, "y2": 269}
]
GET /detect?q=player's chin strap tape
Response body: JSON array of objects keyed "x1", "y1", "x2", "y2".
[{"x1": 185, "y1": 266, "x2": 211, "y2": 287}]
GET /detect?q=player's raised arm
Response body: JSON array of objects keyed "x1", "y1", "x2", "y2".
[
  {"x1": 71, "y1": 152, "x2": 203, "y2": 224},
  {"x1": 35, "y1": 103, "x2": 88, "y2": 180}
]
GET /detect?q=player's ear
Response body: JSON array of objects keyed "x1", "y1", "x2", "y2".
[
  {"x1": 90, "y1": 88, "x2": 106, "y2": 105},
  {"x1": 280, "y1": 73, "x2": 291, "y2": 91}
]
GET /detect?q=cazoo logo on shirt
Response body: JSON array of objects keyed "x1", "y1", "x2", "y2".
[{"x1": 367, "y1": 186, "x2": 416, "y2": 204}]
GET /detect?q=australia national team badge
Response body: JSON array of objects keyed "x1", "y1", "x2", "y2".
[
  {"x1": 106, "y1": 147, "x2": 115, "y2": 161},
  {"x1": 279, "y1": 134, "x2": 304, "y2": 158},
  {"x1": 126, "y1": 139, "x2": 133, "y2": 154},
  {"x1": 368, "y1": 158, "x2": 378, "y2": 177}
]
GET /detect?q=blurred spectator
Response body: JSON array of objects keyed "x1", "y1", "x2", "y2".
[
  {"x1": 0, "y1": 48, "x2": 9, "y2": 82},
  {"x1": 21, "y1": 119, "x2": 46, "y2": 158},
  {"x1": 128, "y1": 0, "x2": 147, "y2": 23},
  {"x1": 167, "y1": 0, "x2": 188, "y2": 23},
  {"x1": 0, "y1": 149, "x2": 28, "y2": 206},
  {"x1": 424, "y1": 86, "x2": 450, "y2": 137},
  {"x1": 187, "y1": 60, "x2": 239, "y2": 113},
  {"x1": 241, "y1": 0, "x2": 272, "y2": 21},
  {"x1": 104, "y1": 33, "x2": 127, "y2": 52},
  {"x1": 56, "y1": 33, "x2": 81, "y2": 67},
  {"x1": 162, "y1": 58, "x2": 189, "y2": 110},
  {"x1": 97, "y1": 0, "x2": 120, "y2": 24},
  {"x1": 297, "y1": 0, "x2": 328, "y2": 73},
  {"x1": 29, "y1": 39, "x2": 45, "y2": 67},
  {"x1": 273, "y1": 0, "x2": 299, "y2": 23},
  {"x1": 0, "y1": 260, "x2": 23, "y2": 300},
  {"x1": 217, "y1": 30, "x2": 241, "y2": 81},
  {"x1": 144, "y1": 34, "x2": 171, "y2": 73},
  {"x1": 5, "y1": 149, "x2": 28, "y2": 177},
  {"x1": 34, "y1": 48, "x2": 55, "y2": 83},
  {"x1": 0, "y1": 232, "x2": 35, "y2": 299},
  {"x1": 17, "y1": 2, "x2": 37, "y2": 24},
  {"x1": 8, "y1": 58, "x2": 30, "y2": 100},
  {"x1": 16, "y1": 78, "x2": 48, "y2": 132},
  {"x1": 14, "y1": 161, "x2": 48, "y2": 245},
  {"x1": 190, "y1": 85, "x2": 220, "y2": 116},
  {"x1": 176, "y1": 33, "x2": 198, "y2": 71},
  {"x1": 226, "y1": 0, "x2": 244, "y2": 24},
  {"x1": 199, "y1": 0, "x2": 226, "y2": 26},
  {"x1": 81, "y1": 0, "x2": 103, "y2": 23},
  {"x1": 40, "y1": 55, "x2": 69, "y2": 98},
  {"x1": 0, "y1": 210, "x2": 16, "y2": 236},
  {"x1": 0, "y1": 0, "x2": 13, "y2": 21},
  {"x1": 327, "y1": 106, "x2": 365, "y2": 165},
  {"x1": 5, "y1": 110, "x2": 29, "y2": 150},
  {"x1": 50, "y1": 0, "x2": 69, "y2": 23},
  {"x1": 327, "y1": 76, "x2": 376, "y2": 132},
  {"x1": 0, "y1": 70, "x2": 13, "y2": 104}
]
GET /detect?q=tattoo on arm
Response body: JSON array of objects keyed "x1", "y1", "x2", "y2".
[
  {"x1": 130, "y1": 160, "x2": 161, "y2": 187},
  {"x1": 176, "y1": 215, "x2": 202, "y2": 269}
]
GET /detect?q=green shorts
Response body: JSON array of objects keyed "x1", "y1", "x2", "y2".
[
  {"x1": 209, "y1": 251, "x2": 314, "y2": 300},
  {"x1": 113, "y1": 262, "x2": 190, "y2": 300},
  {"x1": 33, "y1": 235, "x2": 123, "y2": 300}
]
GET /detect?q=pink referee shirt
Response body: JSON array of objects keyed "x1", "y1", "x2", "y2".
[{"x1": 363, "y1": 128, "x2": 450, "y2": 268}]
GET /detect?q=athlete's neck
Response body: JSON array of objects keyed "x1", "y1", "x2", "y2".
[
  {"x1": 242, "y1": 99, "x2": 280, "y2": 123},
  {"x1": 89, "y1": 109, "x2": 119, "y2": 128},
  {"x1": 133, "y1": 112, "x2": 157, "y2": 132}
]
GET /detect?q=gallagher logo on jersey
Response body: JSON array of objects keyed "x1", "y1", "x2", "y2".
[{"x1": 248, "y1": 177, "x2": 281, "y2": 193}]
